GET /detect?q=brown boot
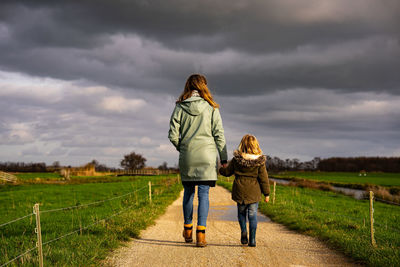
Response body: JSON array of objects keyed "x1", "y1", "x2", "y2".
[
  {"x1": 182, "y1": 225, "x2": 193, "y2": 243},
  {"x1": 196, "y1": 229, "x2": 207, "y2": 247}
]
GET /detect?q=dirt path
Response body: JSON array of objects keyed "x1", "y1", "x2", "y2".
[{"x1": 105, "y1": 186, "x2": 358, "y2": 267}]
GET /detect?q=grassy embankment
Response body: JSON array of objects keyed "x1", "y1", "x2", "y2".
[
  {"x1": 218, "y1": 178, "x2": 400, "y2": 267},
  {"x1": 14, "y1": 172, "x2": 64, "y2": 181},
  {"x1": 272, "y1": 171, "x2": 400, "y2": 204},
  {"x1": 13, "y1": 172, "x2": 120, "y2": 183},
  {"x1": 0, "y1": 174, "x2": 182, "y2": 266},
  {"x1": 273, "y1": 171, "x2": 400, "y2": 188}
]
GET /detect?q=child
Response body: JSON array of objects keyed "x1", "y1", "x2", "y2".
[{"x1": 219, "y1": 134, "x2": 270, "y2": 247}]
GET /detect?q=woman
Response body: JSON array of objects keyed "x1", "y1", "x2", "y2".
[{"x1": 168, "y1": 74, "x2": 227, "y2": 247}]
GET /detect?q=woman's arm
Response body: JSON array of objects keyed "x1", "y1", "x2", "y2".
[
  {"x1": 258, "y1": 164, "x2": 270, "y2": 196},
  {"x1": 211, "y1": 108, "x2": 228, "y2": 163},
  {"x1": 168, "y1": 105, "x2": 181, "y2": 151}
]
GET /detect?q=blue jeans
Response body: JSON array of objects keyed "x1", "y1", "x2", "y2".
[
  {"x1": 237, "y1": 202, "x2": 258, "y2": 233},
  {"x1": 183, "y1": 184, "x2": 210, "y2": 227}
]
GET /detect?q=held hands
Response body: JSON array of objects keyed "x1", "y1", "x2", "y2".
[
  {"x1": 220, "y1": 160, "x2": 228, "y2": 169},
  {"x1": 265, "y1": 196, "x2": 270, "y2": 203}
]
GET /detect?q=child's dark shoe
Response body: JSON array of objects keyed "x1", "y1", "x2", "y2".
[
  {"x1": 182, "y1": 224, "x2": 193, "y2": 243},
  {"x1": 249, "y1": 229, "x2": 256, "y2": 247},
  {"x1": 241, "y1": 231, "x2": 248, "y2": 245}
]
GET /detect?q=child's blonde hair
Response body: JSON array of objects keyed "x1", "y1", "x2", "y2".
[{"x1": 238, "y1": 134, "x2": 263, "y2": 155}]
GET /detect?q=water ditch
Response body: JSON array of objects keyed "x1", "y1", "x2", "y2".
[{"x1": 269, "y1": 177, "x2": 365, "y2": 200}]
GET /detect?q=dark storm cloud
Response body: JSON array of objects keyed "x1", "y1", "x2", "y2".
[
  {"x1": 220, "y1": 89, "x2": 400, "y2": 135},
  {"x1": 0, "y1": 0, "x2": 399, "y2": 95},
  {"x1": 2, "y1": 0, "x2": 399, "y2": 51}
]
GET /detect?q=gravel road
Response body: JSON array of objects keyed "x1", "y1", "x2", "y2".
[{"x1": 105, "y1": 186, "x2": 359, "y2": 267}]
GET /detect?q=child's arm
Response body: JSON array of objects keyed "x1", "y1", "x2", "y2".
[
  {"x1": 257, "y1": 164, "x2": 270, "y2": 198},
  {"x1": 219, "y1": 159, "x2": 234, "y2": 177}
]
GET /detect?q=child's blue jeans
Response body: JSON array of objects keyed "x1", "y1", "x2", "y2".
[
  {"x1": 237, "y1": 202, "x2": 258, "y2": 233},
  {"x1": 183, "y1": 184, "x2": 210, "y2": 227}
]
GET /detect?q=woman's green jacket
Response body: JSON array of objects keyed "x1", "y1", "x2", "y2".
[{"x1": 168, "y1": 96, "x2": 227, "y2": 181}]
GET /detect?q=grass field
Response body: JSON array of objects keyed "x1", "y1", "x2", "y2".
[
  {"x1": 14, "y1": 172, "x2": 64, "y2": 181},
  {"x1": 12, "y1": 172, "x2": 149, "y2": 184},
  {"x1": 273, "y1": 171, "x2": 400, "y2": 188},
  {"x1": 218, "y1": 178, "x2": 400, "y2": 266},
  {"x1": 0, "y1": 175, "x2": 182, "y2": 266}
]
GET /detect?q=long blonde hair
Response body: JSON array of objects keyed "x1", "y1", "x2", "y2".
[
  {"x1": 176, "y1": 74, "x2": 219, "y2": 108},
  {"x1": 238, "y1": 134, "x2": 263, "y2": 155}
]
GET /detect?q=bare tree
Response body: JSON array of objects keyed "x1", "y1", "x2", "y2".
[{"x1": 120, "y1": 152, "x2": 146, "y2": 170}]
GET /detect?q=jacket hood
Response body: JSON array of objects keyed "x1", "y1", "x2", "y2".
[
  {"x1": 179, "y1": 96, "x2": 209, "y2": 116},
  {"x1": 233, "y1": 150, "x2": 266, "y2": 167}
]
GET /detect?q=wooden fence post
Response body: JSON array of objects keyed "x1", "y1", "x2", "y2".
[
  {"x1": 272, "y1": 181, "x2": 276, "y2": 204},
  {"x1": 66, "y1": 169, "x2": 70, "y2": 181},
  {"x1": 148, "y1": 181, "x2": 152, "y2": 204},
  {"x1": 369, "y1": 191, "x2": 376, "y2": 247},
  {"x1": 33, "y1": 204, "x2": 44, "y2": 267}
]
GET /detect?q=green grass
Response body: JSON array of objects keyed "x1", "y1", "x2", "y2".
[
  {"x1": 273, "y1": 171, "x2": 400, "y2": 188},
  {"x1": 14, "y1": 172, "x2": 63, "y2": 181},
  {"x1": 13, "y1": 172, "x2": 159, "y2": 184},
  {"x1": 217, "y1": 179, "x2": 400, "y2": 267},
  {"x1": 0, "y1": 175, "x2": 182, "y2": 266}
]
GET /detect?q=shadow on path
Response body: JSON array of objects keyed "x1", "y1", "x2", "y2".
[{"x1": 135, "y1": 238, "x2": 243, "y2": 248}]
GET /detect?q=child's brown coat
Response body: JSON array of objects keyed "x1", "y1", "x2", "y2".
[{"x1": 219, "y1": 151, "x2": 270, "y2": 204}]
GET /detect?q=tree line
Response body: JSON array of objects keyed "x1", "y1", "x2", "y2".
[
  {"x1": 0, "y1": 160, "x2": 117, "y2": 172},
  {"x1": 266, "y1": 156, "x2": 321, "y2": 172},
  {"x1": 0, "y1": 152, "x2": 176, "y2": 172},
  {"x1": 120, "y1": 152, "x2": 177, "y2": 171},
  {"x1": 0, "y1": 161, "x2": 48, "y2": 172},
  {"x1": 317, "y1": 157, "x2": 400, "y2": 172},
  {"x1": 266, "y1": 156, "x2": 400, "y2": 172},
  {"x1": 1, "y1": 155, "x2": 399, "y2": 173}
]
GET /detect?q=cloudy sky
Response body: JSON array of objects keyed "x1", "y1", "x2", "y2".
[{"x1": 0, "y1": 0, "x2": 399, "y2": 168}]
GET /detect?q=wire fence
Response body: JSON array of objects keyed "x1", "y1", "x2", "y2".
[
  {"x1": 0, "y1": 212, "x2": 34, "y2": 228},
  {"x1": 374, "y1": 221, "x2": 400, "y2": 233},
  {"x1": 0, "y1": 246, "x2": 37, "y2": 267},
  {"x1": 40, "y1": 185, "x2": 148, "y2": 214},
  {"x1": 0, "y1": 178, "x2": 179, "y2": 267},
  {"x1": 42, "y1": 197, "x2": 143, "y2": 247},
  {"x1": 285, "y1": 199, "x2": 400, "y2": 233},
  {"x1": 374, "y1": 197, "x2": 400, "y2": 206}
]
